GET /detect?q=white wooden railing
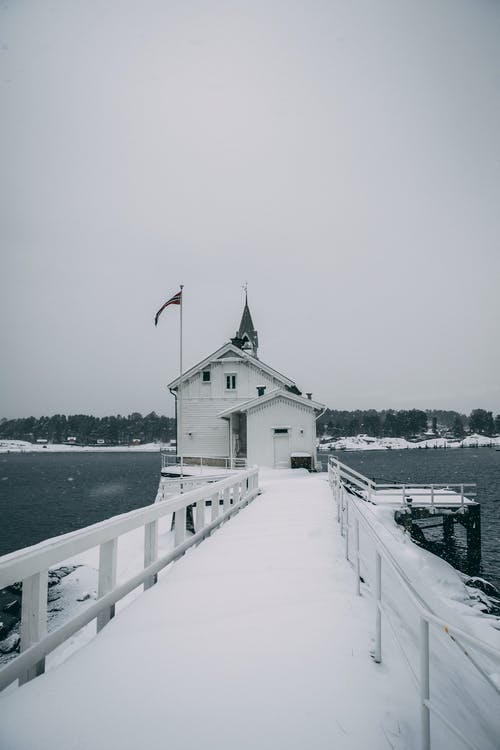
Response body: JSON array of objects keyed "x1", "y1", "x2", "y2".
[
  {"x1": 328, "y1": 457, "x2": 500, "y2": 750},
  {"x1": 332, "y1": 458, "x2": 477, "y2": 507},
  {"x1": 0, "y1": 467, "x2": 259, "y2": 692},
  {"x1": 161, "y1": 454, "x2": 247, "y2": 471},
  {"x1": 155, "y1": 474, "x2": 229, "y2": 501}
]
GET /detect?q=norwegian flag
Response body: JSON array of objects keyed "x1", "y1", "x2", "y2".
[{"x1": 154, "y1": 290, "x2": 182, "y2": 326}]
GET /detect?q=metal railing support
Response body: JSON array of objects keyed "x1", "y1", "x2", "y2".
[
  {"x1": 420, "y1": 617, "x2": 431, "y2": 750},
  {"x1": 355, "y1": 519, "x2": 361, "y2": 596},
  {"x1": 345, "y1": 495, "x2": 350, "y2": 560},
  {"x1": 373, "y1": 551, "x2": 382, "y2": 664}
]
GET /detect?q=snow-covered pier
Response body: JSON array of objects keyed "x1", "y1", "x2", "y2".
[{"x1": 0, "y1": 467, "x2": 499, "y2": 749}]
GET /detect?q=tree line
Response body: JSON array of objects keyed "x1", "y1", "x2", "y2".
[
  {"x1": 1, "y1": 408, "x2": 498, "y2": 445},
  {"x1": 0, "y1": 412, "x2": 176, "y2": 445},
  {"x1": 316, "y1": 408, "x2": 500, "y2": 439}
]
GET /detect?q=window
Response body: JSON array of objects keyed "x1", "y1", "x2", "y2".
[
  {"x1": 225, "y1": 373, "x2": 237, "y2": 390},
  {"x1": 202, "y1": 370, "x2": 211, "y2": 383},
  {"x1": 274, "y1": 428, "x2": 289, "y2": 434}
]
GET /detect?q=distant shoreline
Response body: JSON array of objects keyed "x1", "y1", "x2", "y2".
[
  {"x1": 0, "y1": 440, "x2": 173, "y2": 454},
  {"x1": 319, "y1": 434, "x2": 500, "y2": 452}
]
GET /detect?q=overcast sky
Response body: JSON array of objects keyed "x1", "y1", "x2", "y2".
[{"x1": 1, "y1": 0, "x2": 499, "y2": 419}]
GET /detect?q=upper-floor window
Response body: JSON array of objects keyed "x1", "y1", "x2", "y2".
[
  {"x1": 202, "y1": 370, "x2": 211, "y2": 383},
  {"x1": 225, "y1": 373, "x2": 237, "y2": 390}
]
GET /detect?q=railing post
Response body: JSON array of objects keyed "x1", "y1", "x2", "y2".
[
  {"x1": 223, "y1": 486, "x2": 231, "y2": 513},
  {"x1": 345, "y1": 494, "x2": 350, "y2": 560},
  {"x1": 175, "y1": 506, "x2": 186, "y2": 546},
  {"x1": 420, "y1": 617, "x2": 431, "y2": 750},
  {"x1": 19, "y1": 571, "x2": 48, "y2": 684},
  {"x1": 97, "y1": 538, "x2": 117, "y2": 632},
  {"x1": 195, "y1": 498, "x2": 205, "y2": 533},
  {"x1": 402, "y1": 484, "x2": 406, "y2": 505},
  {"x1": 355, "y1": 518, "x2": 361, "y2": 596},
  {"x1": 373, "y1": 552, "x2": 382, "y2": 663},
  {"x1": 430, "y1": 485, "x2": 434, "y2": 512},
  {"x1": 144, "y1": 520, "x2": 158, "y2": 590},
  {"x1": 460, "y1": 484, "x2": 464, "y2": 508},
  {"x1": 211, "y1": 492, "x2": 219, "y2": 522},
  {"x1": 340, "y1": 488, "x2": 345, "y2": 537}
]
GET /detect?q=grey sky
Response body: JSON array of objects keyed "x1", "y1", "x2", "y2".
[{"x1": 1, "y1": 0, "x2": 499, "y2": 419}]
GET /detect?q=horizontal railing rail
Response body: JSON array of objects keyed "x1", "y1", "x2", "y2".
[
  {"x1": 329, "y1": 456, "x2": 477, "y2": 508},
  {"x1": 156, "y1": 474, "x2": 229, "y2": 501},
  {"x1": 0, "y1": 467, "x2": 259, "y2": 692},
  {"x1": 328, "y1": 457, "x2": 499, "y2": 750},
  {"x1": 161, "y1": 454, "x2": 247, "y2": 471}
]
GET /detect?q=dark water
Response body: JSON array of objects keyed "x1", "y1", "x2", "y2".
[
  {"x1": 1, "y1": 449, "x2": 499, "y2": 590},
  {"x1": 0, "y1": 452, "x2": 161, "y2": 556},
  {"x1": 320, "y1": 448, "x2": 500, "y2": 590}
]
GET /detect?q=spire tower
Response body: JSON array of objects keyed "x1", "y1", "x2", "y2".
[{"x1": 232, "y1": 284, "x2": 259, "y2": 358}]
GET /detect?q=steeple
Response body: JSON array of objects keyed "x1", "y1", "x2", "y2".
[{"x1": 231, "y1": 286, "x2": 259, "y2": 358}]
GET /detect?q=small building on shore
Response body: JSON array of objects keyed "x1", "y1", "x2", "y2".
[{"x1": 168, "y1": 296, "x2": 324, "y2": 468}]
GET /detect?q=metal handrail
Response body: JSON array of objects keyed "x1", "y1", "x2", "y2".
[{"x1": 328, "y1": 457, "x2": 500, "y2": 750}]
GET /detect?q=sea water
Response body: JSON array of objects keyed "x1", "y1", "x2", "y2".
[{"x1": 1, "y1": 448, "x2": 499, "y2": 588}]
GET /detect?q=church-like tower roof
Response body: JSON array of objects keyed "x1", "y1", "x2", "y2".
[
  {"x1": 237, "y1": 294, "x2": 255, "y2": 339},
  {"x1": 232, "y1": 292, "x2": 259, "y2": 358}
]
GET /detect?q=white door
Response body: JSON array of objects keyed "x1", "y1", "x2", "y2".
[{"x1": 273, "y1": 434, "x2": 290, "y2": 468}]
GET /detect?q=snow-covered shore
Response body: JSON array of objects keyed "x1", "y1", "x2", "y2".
[
  {"x1": 0, "y1": 440, "x2": 171, "y2": 454},
  {"x1": 319, "y1": 433, "x2": 500, "y2": 452},
  {"x1": 3, "y1": 433, "x2": 499, "y2": 454}
]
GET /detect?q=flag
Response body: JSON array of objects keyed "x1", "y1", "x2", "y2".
[{"x1": 154, "y1": 290, "x2": 182, "y2": 326}]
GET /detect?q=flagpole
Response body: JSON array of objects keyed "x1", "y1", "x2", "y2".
[{"x1": 179, "y1": 284, "x2": 184, "y2": 477}]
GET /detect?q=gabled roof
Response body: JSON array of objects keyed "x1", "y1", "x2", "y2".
[
  {"x1": 167, "y1": 342, "x2": 296, "y2": 390},
  {"x1": 217, "y1": 388, "x2": 325, "y2": 418}
]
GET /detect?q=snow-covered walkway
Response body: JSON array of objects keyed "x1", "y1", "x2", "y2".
[{"x1": 0, "y1": 471, "x2": 418, "y2": 749}]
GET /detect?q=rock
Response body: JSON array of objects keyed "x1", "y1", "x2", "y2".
[
  {"x1": 0, "y1": 632, "x2": 20, "y2": 654},
  {"x1": 466, "y1": 577, "x2": 499, "y2": 598}
]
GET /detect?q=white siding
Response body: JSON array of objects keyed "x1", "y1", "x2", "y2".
[
  {"x1": 176, "y1": 358, "x2": 284, "y2": 457},
  {"x1": 246, "y1": 397, "x2": 317, "y2": 467}
]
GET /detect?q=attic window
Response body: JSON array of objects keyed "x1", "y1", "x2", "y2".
[
  {"x1": 202, "y1": 370, "x2": 211, "y2": 383},
  {"x1": 225, "y1": 373, "x2": 237, "y2": 390}
]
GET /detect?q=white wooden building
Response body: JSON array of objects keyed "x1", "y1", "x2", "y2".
[{"x1": 167, "y1": 297, "x2": 324, "y2": 468}]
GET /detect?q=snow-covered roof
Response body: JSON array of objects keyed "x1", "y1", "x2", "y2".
[
  {"x1": 167, "y1": 342, "x2": 296, "y2": 390},
  {"x1": 217, "y1": 388, "x2": 325, "y2": 418}
]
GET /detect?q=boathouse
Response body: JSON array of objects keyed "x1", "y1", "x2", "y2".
[{"x1": 167, "y1": 296, "x2": 324, "y2": 468}]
